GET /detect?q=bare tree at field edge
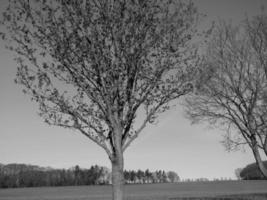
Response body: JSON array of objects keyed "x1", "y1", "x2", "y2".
[{"x1": 185, "y1": 17, "x2": 267, "y2": 178}]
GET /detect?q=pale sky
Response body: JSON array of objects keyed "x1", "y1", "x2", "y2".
[{"x1": 0, "y1": 0, "x2": 267, "y2": 180}]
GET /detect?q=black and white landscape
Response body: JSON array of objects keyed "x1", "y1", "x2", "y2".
[{"x1": 0, "y1": 0, "x2": 267, "y2": 199}]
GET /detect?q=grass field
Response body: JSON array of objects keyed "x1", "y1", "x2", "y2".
[{"x1": 0, "y1": 180, "x2": 267, "y2": 200}]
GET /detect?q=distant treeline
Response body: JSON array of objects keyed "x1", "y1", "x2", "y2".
[
  {"x1": 124, "y1": 169, "x2": 179, "y2": 184},
  {"x1": 0, "y1": 164, "x2": 110, "y2": 188},
  {"x1": 0, "y1": 163, "x2": 180, "y2": 188},
  {"x1": 240, "y1": 161, "x2": 267, "y2": 180}
]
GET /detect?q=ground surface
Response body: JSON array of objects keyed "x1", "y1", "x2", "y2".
[{"x1": 0, "y1": 180, "x2": 267, "y2": 200}]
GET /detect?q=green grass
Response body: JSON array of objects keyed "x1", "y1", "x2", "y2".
[{"x1": 0, "y1": 180, "x2": 266, "y2": 200}]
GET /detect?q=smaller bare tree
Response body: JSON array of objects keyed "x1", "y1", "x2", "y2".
[
  {"x1": 185, "y1": 20, "x2": 267, "y2": 178},
  {"x1": 245, "y1": 11, "x2": 267, "y2": 80}
]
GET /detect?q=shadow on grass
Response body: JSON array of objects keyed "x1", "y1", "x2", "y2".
[{"x1": 169, "y1": 193, "x2": 267, "y2": 200}]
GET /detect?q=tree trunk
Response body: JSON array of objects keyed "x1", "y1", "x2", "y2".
[
  {"x1": 110, "y1": 116, "x2": 125, "y2": 200},
  {"x1": 264, "y1": 136, "x2": 267, "y2": 156},
  {"x1": 111, "y1": 155, "x2": 124, "y2": 200},
  {"x1": 252, "y1": 145, "x2": 267, "y2": 178}
]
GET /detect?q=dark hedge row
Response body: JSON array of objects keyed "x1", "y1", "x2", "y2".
[{"x1": 240, "y1": 161, "x2": 267, "y2": 180}]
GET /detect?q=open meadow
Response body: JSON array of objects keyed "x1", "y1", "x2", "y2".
[{"x1": 0, "y1": 180, "x2": 267, "y2": 200}]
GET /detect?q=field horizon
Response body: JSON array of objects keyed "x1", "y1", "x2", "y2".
[{"x1": 0, "y1": 180, "x2": 267, "y2": 200}]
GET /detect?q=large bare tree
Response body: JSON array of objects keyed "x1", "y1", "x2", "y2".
[
  {"x1": 185, "y1": 19, "x2": 267, "y2": 178},
  {"x1": 1, "y1": 0, "x2": 199, "y2": 199}
]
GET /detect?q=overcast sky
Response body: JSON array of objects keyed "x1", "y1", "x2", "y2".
[{"x1": 0, "y1": 0, "x2": 267, "y2": 180}]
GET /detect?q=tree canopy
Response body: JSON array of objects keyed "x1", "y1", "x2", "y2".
[
  {"x1": 2, "y1": 0, "x2": 198, "y2": 158},
  {"x1": 1, "y1": 0, "x2": 199, "y2": 199}
]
